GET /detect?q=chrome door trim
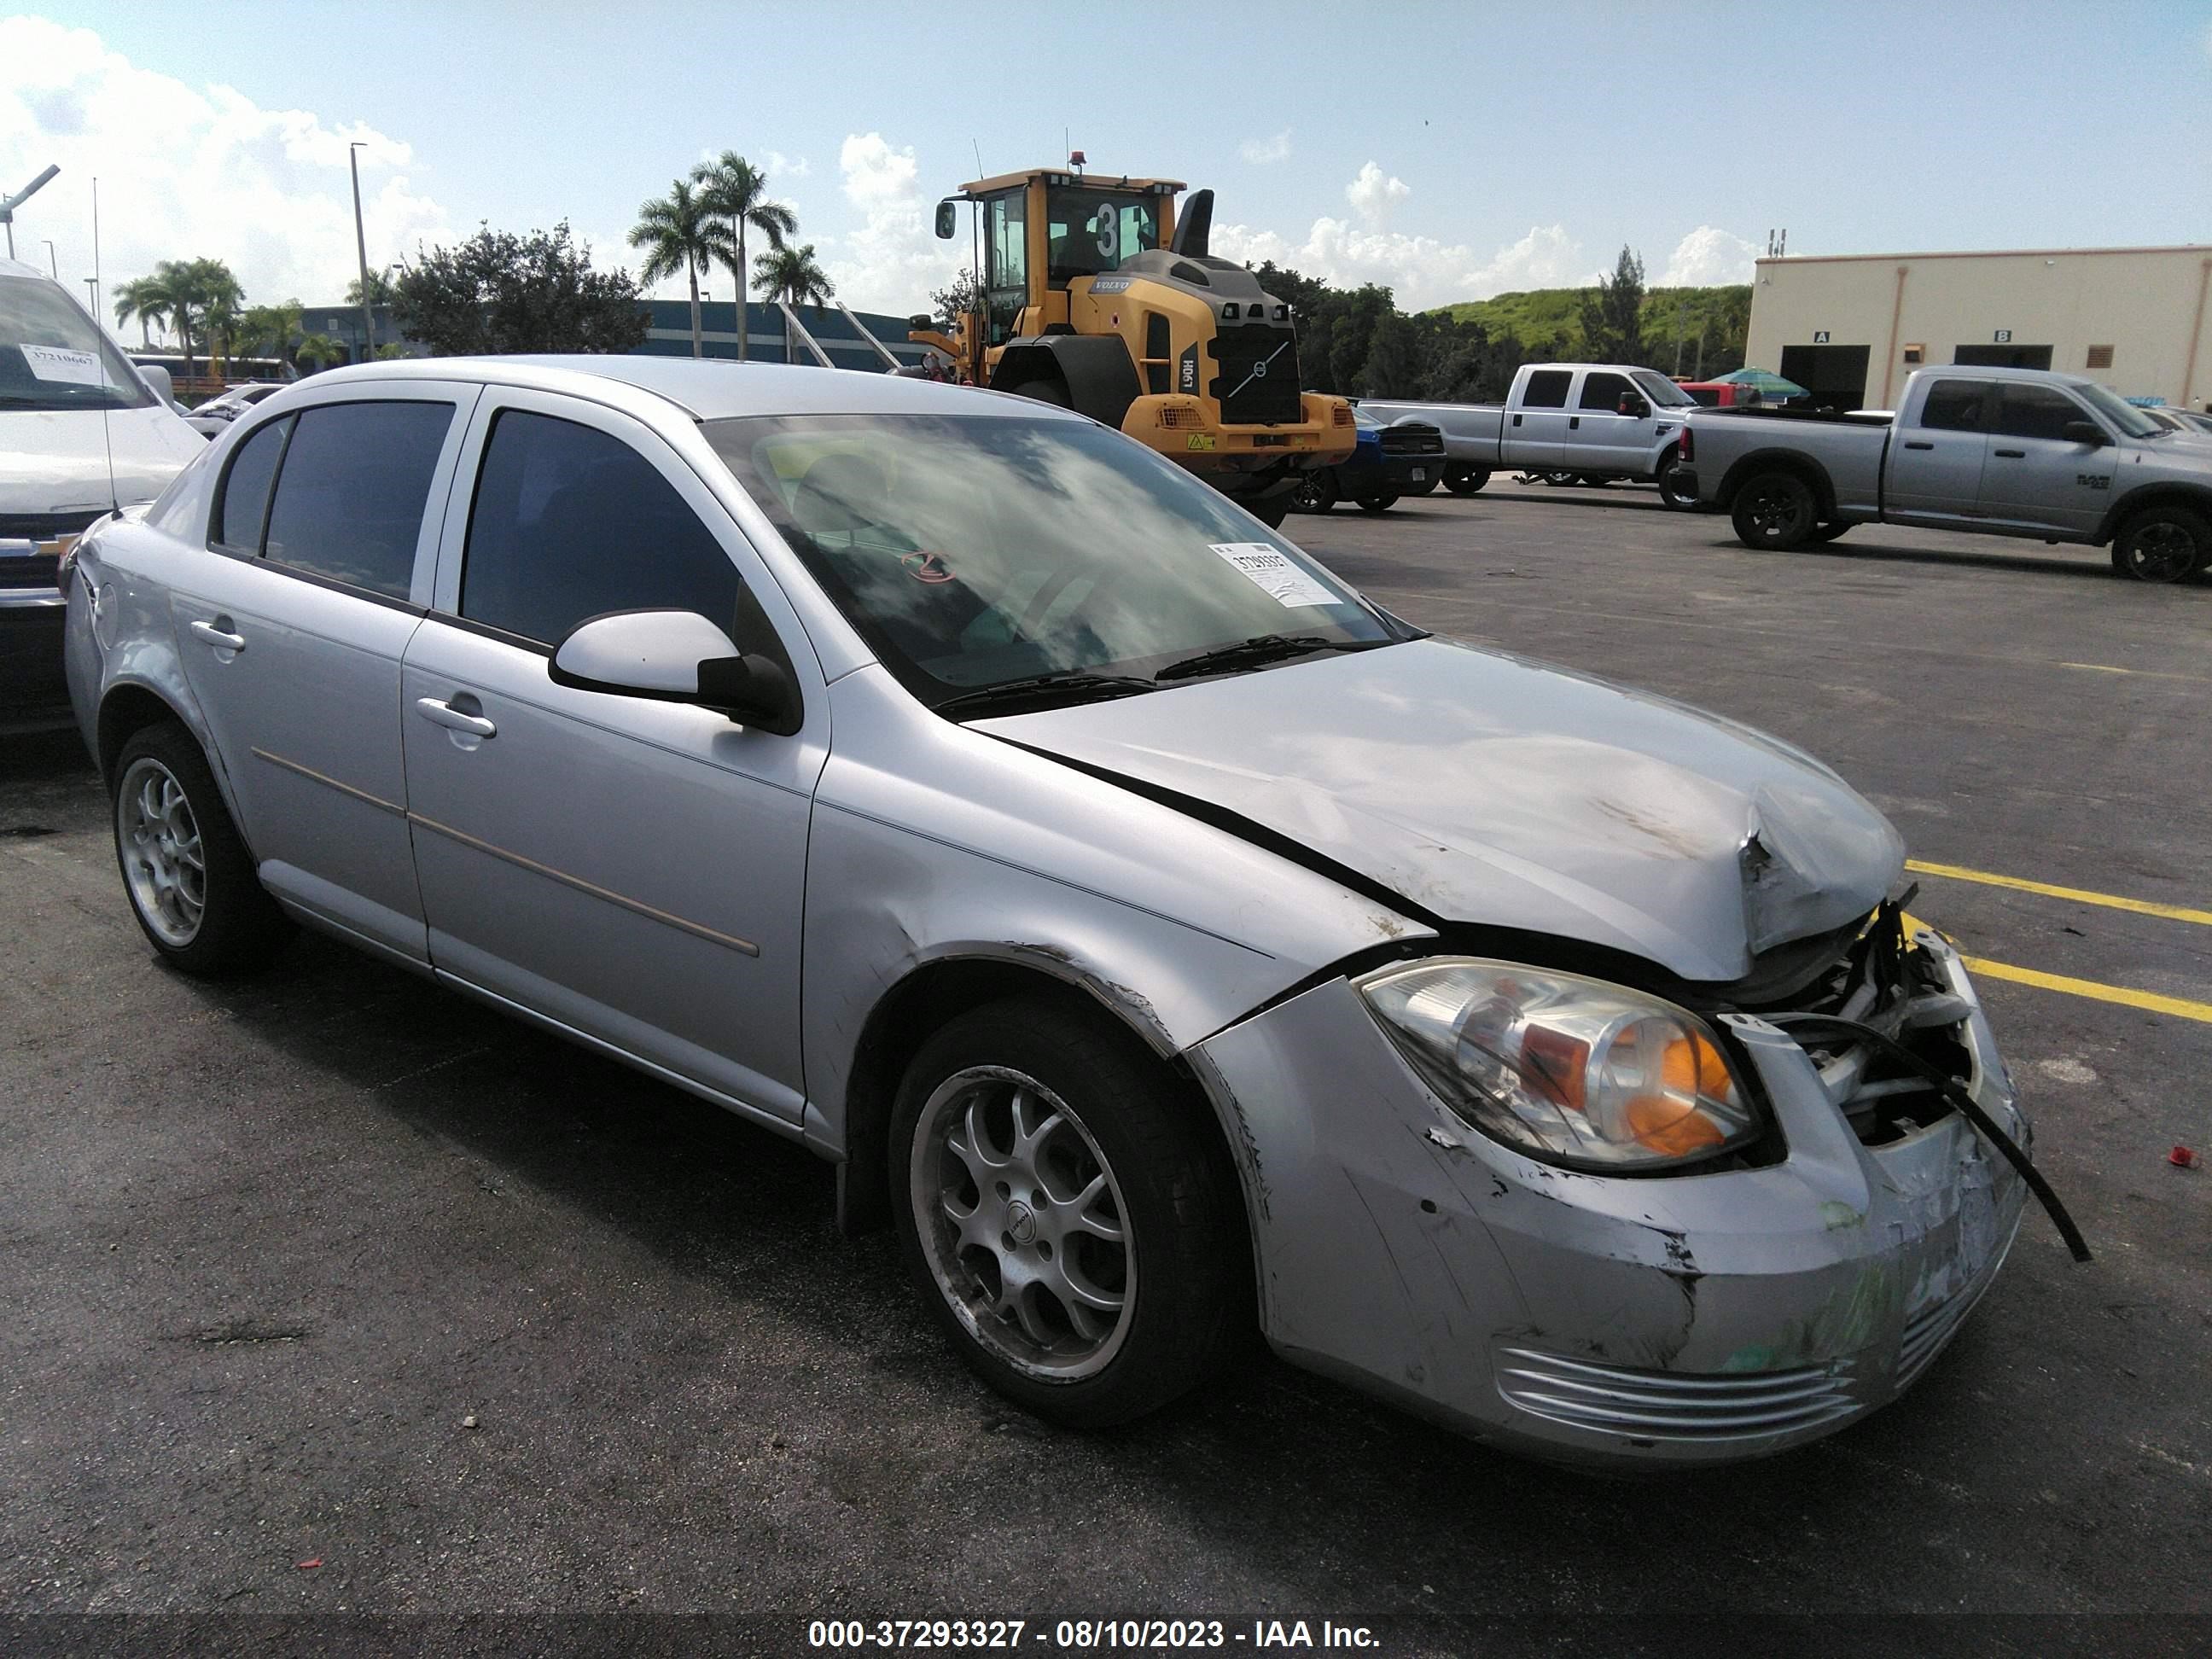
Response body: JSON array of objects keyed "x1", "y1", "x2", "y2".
[
  {"x1": 248, "y1": 747, "x2": 405, "y2": 815},
  {"x1": 405, "y1": 811, "x2": 762, "y2": 957}
]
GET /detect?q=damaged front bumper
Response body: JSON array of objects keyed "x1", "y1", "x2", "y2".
[{"x1": 1189, "y1": 930, "x2": 2029, "y2": 1468}]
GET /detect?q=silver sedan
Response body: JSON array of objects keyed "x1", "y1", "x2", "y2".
[{"x1": 61, "y1": 356, "x2": 2060, "y2": 1467}]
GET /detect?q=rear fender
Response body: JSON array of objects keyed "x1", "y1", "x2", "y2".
[
  {"x1": 1715, "y1": 448, "x2": 1837, "y2": 517},
  {"x1": 991, "y1": 335, "x2": 1142, "y2": 430}
]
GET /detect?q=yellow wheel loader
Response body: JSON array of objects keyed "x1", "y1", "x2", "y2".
[{"x1": 906, "y1": 164, "x2": 1354, "y2": 527}]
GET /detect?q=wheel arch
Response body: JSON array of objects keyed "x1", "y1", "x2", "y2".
[
  {"x1": 1715, "y1": 449, "x2": 1837, "y2": 517},
  {"x1": 2095, "y1": 483, "x2": 2212, "y2": 547},
  {"x1": 832, "y1": 951, "x2": 1239, "y2": 1246},
  {"x1": 97, "y1": 680, "x2": 199, "y2": 790},
  {"x1": 991, "y1": 336, "x2": 1143, "y2": 431}
]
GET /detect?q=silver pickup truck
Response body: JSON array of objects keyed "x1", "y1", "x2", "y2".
[
  {"x1": 1680, "y1": 365, "x2": 2212, "y2": 584},
  {"x1": 1361, "y1": 362, "x2": 1702, "y2": 507}
]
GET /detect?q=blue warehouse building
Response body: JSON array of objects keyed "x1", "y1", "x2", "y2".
[{"x1": 636, "y1": 298, "x2": 933, "y2": 370}]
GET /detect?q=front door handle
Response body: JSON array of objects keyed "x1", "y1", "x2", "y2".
[
  {"x1": 1902, "y1": 440, "x2": 1935, "y2": 451},
  {"x1": 415, "y1": 697, "x2": 497, "y2": 739},
  {"x1": 1993, "y1": 448, "x2": 2026, "y2": 458},
  {"x1": 189, "y1": 618, "x2": 246, "y2": 652},
  {"x1": 1568, "y1": 416, "x2": 1581, "y2": 429}
]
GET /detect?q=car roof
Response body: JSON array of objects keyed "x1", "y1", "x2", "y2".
[
  {"x1": 292, "y1": 354, "x2": 1078, "y2": 423},
  {"x1": 1927, "y1": 364, "x2": 2100, "y2": 389}
]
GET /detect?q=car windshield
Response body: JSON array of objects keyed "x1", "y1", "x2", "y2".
[
  {"x1": 707, "y1": 414, "x2": 1397, "y2": 706},
  {"x1": 2074, "y1": 381, "x2": 2163, "y2": 439},
  {"x1": 1631, "y1": 370, "x2": 1697, "y2": 407},
  {"x1": 0, "y1": 275, "x2": 154, "y2": 412}
]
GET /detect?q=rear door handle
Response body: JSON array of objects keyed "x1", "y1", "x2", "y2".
[
  {"x1": 415, "y1": 697, "x2": 497, "y2": 739},
  {"x1": 189, "y1": 619, "x2": 246, "y2": 652},
  {"x1": 1568, "y1": 416, "x2": 1581, "y2": 428},
  {"x1": 1994, "y1": 448, "x2": 2026, "y2": 458},
  {"x1": 1902, "y1": 440, "x2": 1935, "y2": 451},
  {"x1": 1511, "y1": 413, "x2": 1522, "y2": 427}
]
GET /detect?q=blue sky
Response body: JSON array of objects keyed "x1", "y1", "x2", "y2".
[{"x1": 6, "y1": 3, "x2": 2210, "y2": 321}]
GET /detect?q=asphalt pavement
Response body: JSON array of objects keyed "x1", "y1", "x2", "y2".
[{"x1": 2, "y1": 481, "x2": 2206, "y2": 1651}]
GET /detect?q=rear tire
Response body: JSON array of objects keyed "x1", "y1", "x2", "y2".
[
  {"x1": 1444, "y1": 465, "x2": 1491, "y2": 496},
  {"x1": 1243, "y1": 495, "x2": 1290, "y2": 530},
  {"x1": 1809, "y1": 521, "x2": 1854, "y2": 544},
  {"x1": 1354, "y1": 494, "x2": 1399, "y2": 514},
  {"x1": 1731, "y1": 471, "x2": 1819, "y2": 550},
  {"x1": 2110, "y1": 505, "x2": 2210, "y2": 584},
  {"x1": 1540, "y1": 470, "x2": 1578, "y2": 487},
  {"x1": 889, "y1": 996, "x2": 1249, "y2": 1428},
  {"x1": 1656, "y1": 454, "x2": 1700, "y2": 511},
  {"x1": 1000, "y1": 378, "x2": 1072, "y2": 409},
  {"x1": 111, "y1": 722, "x2": 292, "y2": 976},
  {"x1": 1291, "y1": 471, "x2": 1337, "y2": 515}
]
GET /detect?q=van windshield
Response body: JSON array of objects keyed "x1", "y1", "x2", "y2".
[
  {"x1": 707, "y1": 413, "x2": 1399, "y2": 709},
  {"x1": 0, "y1": 275, "x2": 154, "y2": 412}
]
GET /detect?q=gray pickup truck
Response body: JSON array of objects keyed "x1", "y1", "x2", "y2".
[
  {"x1": 1360, "y1": 362, "x2": 1702, "y2": 506},
  {"x1": 1680, "y1": 365, "x2": 2212, "y2": 584}
]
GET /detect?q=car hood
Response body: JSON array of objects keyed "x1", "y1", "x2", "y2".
[
  {"x1": 976, "y1": 637, "x2": 1904, "y2": 984},
  {"x1": 0, "y1": 405, "x2": 206, "y2": 515}
]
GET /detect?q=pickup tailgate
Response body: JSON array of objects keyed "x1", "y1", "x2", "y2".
[{"x1": 1686, "y1": 407, "x2": 1892, "y2": 517}]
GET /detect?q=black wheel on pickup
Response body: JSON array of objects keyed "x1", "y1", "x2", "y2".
[
  {"x1": 1354, "y1": 494, "x2": 1400, "y2": 514},
  {"x1": 1291, "y1": 470, "x2": 1336, "y2": 514},
  {"x1": 1732, "y1": 470, "x2": 1819, "y2": 550},
  {"x1": 1444, "y1": 465, "x2": 1491, "y2": 495},
  {"x1": 2110, "y1": 504, "x2": 2210, "y2": 584},
  {"x1": 1809, "y1": 521, "x2": 1854, "y2": 543},
  {"x1": 1655, "y1": 453, "x2": 1700, "y2": 511}
]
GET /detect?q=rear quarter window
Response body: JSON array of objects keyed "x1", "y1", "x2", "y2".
[
  {"x1": 261, "y1": 401, "x2": 454, "y2": 600},
  {"x1": 212, "y1": 415, "x2": 293, "y2": 552}
]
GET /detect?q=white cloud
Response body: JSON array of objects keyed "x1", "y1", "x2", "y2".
[
  {"x1": 1344, "y1": 160, "x2": 1410, "y2": 226},
  {"x1": 1658, "y1": 225, "x2": 1760, "y2": 287},
  {"x1": 0, "y1": 15, "x2": 449, "y2": 318},
  {"x1": 1239, "y1": 130, "x2": 1291, "y2": 166},
  {"x1": 818, "y1": 130, "x2": 963, "y2": 314},
  {"x1": 762, "y1": 148, "x2": 809, "y2": 180}
]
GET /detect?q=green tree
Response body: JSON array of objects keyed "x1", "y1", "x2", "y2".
[
  {"x1": 346, "y1": 270, "x2": 399, "y2": 307},
  {"x1": 393, "y1": 222, "x2": 649, "y2": 357},
  {"x1": 1578, "y1": 246, "x2": 1645, "y2": 364},
  {"x1": 238, "y1": 300, "x2": 304, "y2": 366},
  {"x1": 294, "y1": 332, "x2": 347, "y2": 370},
  {"x1": 1360, "y1": 310, "x2": 1420, "y2": 398},
  {"x1": 753, "y1": 242, "x2": 834, "y2": 364},
  {"x1": 111, "y1": 276, "x2": 170, "y2": 349},
  {"x1": 690, "y1": 152, "x2": 798, "y2": 363},
  {"x1": 928, "y1": 268, "x2": 981, "y2": 333},
  {"x1": 629, "y1": 178, "x2": 733, "y2": 358}
]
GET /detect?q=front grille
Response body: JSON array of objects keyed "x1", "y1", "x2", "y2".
[
  {"x1": 0, "y1": 551, "x2": 61, "y2": 591},
  {"x1": 0, "y1": 509, "x2": 104, "y2": 540},
  {"x1": 1155, "y1": 403, "x2": 1203, "y2": 428},
  {"x1": 1496, "y1": 1347, "x2": 1860, "y2": 1441},
  {"x1": 1208, "y1": 325, "x2": 1302, "y2": 425},
  {"x1": 1379, "y1": 423, "x2": 1444, "y2": 456}
]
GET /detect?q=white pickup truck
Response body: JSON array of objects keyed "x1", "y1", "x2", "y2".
[
  {"x1": 1359, "y1": 362, "x2": 1703, "y2": 507},
  {"x1": 1679, "y1": 364, "x2": 2212, "y2": 584}
]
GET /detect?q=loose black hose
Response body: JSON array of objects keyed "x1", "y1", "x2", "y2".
[{"x1": 1765, "y1": 1012, "x2": 2093, "y2": 1264}]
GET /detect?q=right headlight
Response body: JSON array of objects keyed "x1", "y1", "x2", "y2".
[{"x1": 1356, "y1": 958, "x2": 1764, "y2": 1171}]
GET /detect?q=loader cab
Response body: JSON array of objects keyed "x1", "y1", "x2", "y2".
[{"x1": 963, "y1": 169, "x2": 1183, "y2": 343}]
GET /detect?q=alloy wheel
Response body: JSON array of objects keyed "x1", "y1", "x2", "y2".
[
  {"x1": 910, "y1": 1066, "x2": 1134, "y2": 1382},
  {"x1": 116, "y1": 757, "x2": 206, "y2": 946},
  {"x1": 2123, "y1": 521, "x2": 2197, "y2": 583}
]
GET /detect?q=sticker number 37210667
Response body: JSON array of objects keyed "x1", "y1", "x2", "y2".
[{"x1": 1207, "y1": 542, "x2": 1344, "y2": 608}]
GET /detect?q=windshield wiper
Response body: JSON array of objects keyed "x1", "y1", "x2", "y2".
[
  {"x1": 931, "y1": 671, "x2": 1159, "y2": 718},
  {"x1": 1154, "y1": 633, "x2": 1385, "y2": 682}
]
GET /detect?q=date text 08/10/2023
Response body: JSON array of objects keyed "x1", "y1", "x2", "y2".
[{"x1": 806, "y1": 1618, "x2": 1381, "y2": 1650}]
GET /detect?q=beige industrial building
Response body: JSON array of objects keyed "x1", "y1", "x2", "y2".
[{"x1": 1743, "y1": 244, "x2": 2212, "y2": 414}]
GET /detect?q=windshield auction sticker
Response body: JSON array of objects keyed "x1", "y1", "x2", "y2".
[
  {"x1": 22, "y1": 346, "x2": 107, "y2": 387},
  {"x1": 1208, "y1": 542, "x2": 1343, "y2": 608}
]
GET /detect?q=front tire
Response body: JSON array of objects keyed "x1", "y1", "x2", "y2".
[
  {"x1": 111, "y1": 723, "x2": 292, "y2": 975},
  {"x1": 1354, "y1": 493, "x2": 1399, "y2": 514},
  {"x1": 1444, "y1": 465, "x2": 1491, "y2": 496},
  {"x1": 1731, "y1": 471, "x2": 1819, "y2": 550},
  {"x1": 890, "y1": 997, "x2": 1247, "y2": 1428},
  {"x1": 1291, "y1": 470, "x2": 1337, "y2": 515},
  {"x1": 2110, "y1": 505, "x2": 2209, "y2": 584},
  {"x1": 1656, "y1": 454, "x2": 1699, "y2": 511},
  {"x1": 1809, "y1": 521, "x2": 1854, "y2": 544}
]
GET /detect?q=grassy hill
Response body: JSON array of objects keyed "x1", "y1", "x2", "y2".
[{"x1": 1430, "y1": 284, "x2": 1752, "y2": 373}]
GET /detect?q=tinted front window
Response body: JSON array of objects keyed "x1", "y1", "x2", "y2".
[
  {"x1": 1631, "y1": 370, "x2": 1697, "y2": 407},
  {"x1": 1520, "y1": 370, "x2": 1571, "y2": 409},
  {"x1": 1579, "y1": 371, "x2": 1634, "y2": 411},
  {"x1": 263, "y1": 401, "x2": 453, "y2": 600},
  {"x1": 1918, "y1": 380, "x2": 1991, "y2": 433},
  {"x1": 1992, "y1": 384, "x2": 2090, "y2": 442},
  {"x1": 213, "y1": 416, "x2": 292, "y2": 551},
  {"x1": 0, "y1": 274, "x2": 154, "y2": 412},
  {"x1": 706, "y1": 415, "x2": 1392, "y2": 703},
  {"x1": 460, "y1": 410, "x2": 739, "y2": 647}
]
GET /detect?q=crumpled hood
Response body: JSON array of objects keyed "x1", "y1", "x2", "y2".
[{"x1": 977, "y1": 638, "x2": 1904, "y2": 983}]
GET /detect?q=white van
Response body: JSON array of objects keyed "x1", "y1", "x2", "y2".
[{"x1": 2, "y1": 256, "x2": 205, "y2": 727}]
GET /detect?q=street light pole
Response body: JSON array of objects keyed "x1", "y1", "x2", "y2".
[
  {"x1": 42, "y1": 239, "x2": 57, "y2": 277},
  {"x1": 2, "y1": 163, "x2": 62, "y2": 260},
  {"x1": 348, "y1": 143, "x2": 376, "y2": 358}
]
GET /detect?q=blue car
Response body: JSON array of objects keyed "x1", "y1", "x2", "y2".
[{"x1": 1290, "y1": 405, "x2": 1446, "y2": 514}]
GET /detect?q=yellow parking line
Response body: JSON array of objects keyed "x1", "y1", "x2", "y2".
[
  {"x1": 1960, "y1": 956, "x2": 2212, "y2": 1025},
  {"x1": 2059, "y1": 661, "x2": 2206, "y2": 683},
  {"x1": 1906, "y1": 859, "x2": 2212, "y2": 928}
]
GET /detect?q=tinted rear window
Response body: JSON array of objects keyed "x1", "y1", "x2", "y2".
[
  {"x1": 1918, "y1": 380, "x2": 1992, "y2": 433},
  {"x1": 213, "y1": 416, "x2": 292, "y2": 552},
  {"x1": 1521, "y1": 370, "x2": 1572, "y2": 409},
  {"x1": 263, "y1": 402, "x2": 453, "y2": 599}
]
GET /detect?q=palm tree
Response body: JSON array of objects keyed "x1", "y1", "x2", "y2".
[
  {"x1": 111, "y1": 276, "x2": 170, "y2": 349},
  {"x1": 629, "y1": 178, "x2": 733, "y2": 358},
  {"x1": 690, "y1": 152, "x2": 797, "y2": 363},
  {"x1": 345, "y1": 270, "x2": 398, "y2": 307},
  {"x1": 239, "y1": 300, "x2": 304, "y2": 367},
  {"x1": 752, "y1": 242, "x2": 833, "y2": 365},
  {"x1": 295, "y1": 333, "x2": 346, "y2": 372}
]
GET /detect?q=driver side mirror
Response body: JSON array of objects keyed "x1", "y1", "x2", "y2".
[
  {"x1": 2062, "y1": 419, "x2": 2108, "y2": 447},
  {"x1": 550, "y1": 609, "x2": 801, "y2": 735},
  {"x1": 934, "y1": 199, "x2": 957, "y2": 241},
  {"x1": 1621, "y1": 394, "x2": 1651, "y2": 420}
]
